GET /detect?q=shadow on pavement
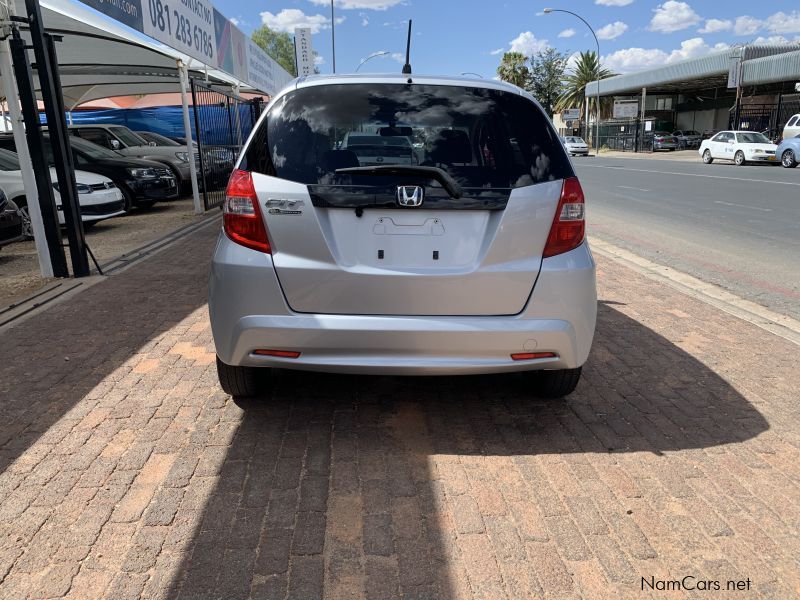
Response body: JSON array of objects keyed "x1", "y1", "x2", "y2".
[
  {"x1": 0, "y1": 229, "x2": 212, "y2": 476},
  {"x1": 166, "y1": 302, "x2": 770, "y2": 599}
]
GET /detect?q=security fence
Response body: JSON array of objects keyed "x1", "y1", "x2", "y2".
[{"x1": 190, "y1": 80, "x2": 265, "y2": 210}]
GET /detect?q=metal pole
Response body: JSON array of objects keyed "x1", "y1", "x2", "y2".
[
  {"x1": 39, "y1": 29, "x2": 89, "y2": 276},
  {"x1": 356, "y1": 51, "x2": 390, "y2": 72},
  {"x1": 178, "y1": 61, "x2": 202, "y2": 214},
  {"x1": 0, "y1": 35, "x2": 54, "y2": 277},
  {"x1": 9, "y1": 30, "x2": 70, "y2": 277},
  {"x1": 331, "y1": 0, "x2": 336, "y2": 73}
]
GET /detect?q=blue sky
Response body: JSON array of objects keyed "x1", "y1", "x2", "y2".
[{"x1": 212, "y1": 0, "x2": 800, "y2": 77}]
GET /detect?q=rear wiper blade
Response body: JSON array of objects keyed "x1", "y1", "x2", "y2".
[{"x1": 335, "y1": 165, "x2": 463, "y2": 199}]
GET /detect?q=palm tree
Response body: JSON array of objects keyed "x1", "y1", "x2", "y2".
[{"x1": 556, "y1": 51, "x2": 615, "y2": 131}]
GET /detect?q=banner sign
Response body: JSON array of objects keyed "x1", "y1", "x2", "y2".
[
  {"x1": 561, "y1": 108, "x2": 581, "y2": 121},
  {"x1": 78, "y1": 0, "x2": 293, "y2": 95},
  {"x1": 294, "y1": 28, "x2": 314, "y2": 77},
  {"x1": 613, "y1": 98, "x2": 639, "y2": 119}
]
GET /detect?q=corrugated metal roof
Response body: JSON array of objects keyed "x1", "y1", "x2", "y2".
[
  {"x1": 587, "y1": 44, "x2": 800, "y2": 97},
  {"x1": 742, "y1": 49, "x2": 800, "y2": 85}
]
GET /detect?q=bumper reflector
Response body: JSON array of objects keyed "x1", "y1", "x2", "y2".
[
  {"x1": 253, "y1": 349, "x2": 301, "y2": 359},
  {"x1": 510, "y1": 352, "x2": 558, "y2": 361}
]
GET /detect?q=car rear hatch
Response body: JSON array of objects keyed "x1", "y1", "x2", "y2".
[{"x1": 241, "y1": 82, "x2": 575, "y2": 317}]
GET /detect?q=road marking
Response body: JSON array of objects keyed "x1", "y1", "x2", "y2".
[
  {"x1": 714, "y1": 200, "x2": 772, "y2": 212},
  {"x1": 617, "y1": 185, "x2": 651, "y2": 192},
  {"x1": 590, "y1": 237, "x2": 800, "y2": 347},
  {"x1": 580, "y1": 163, "x2": 800, "y2": 187}
]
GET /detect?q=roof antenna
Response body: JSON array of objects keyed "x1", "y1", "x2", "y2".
[{"x1": 402, "y1": 20, "x2": 413, "y2": 76}]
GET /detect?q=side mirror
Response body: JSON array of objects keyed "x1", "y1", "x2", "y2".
[
  {"x1": 728, "y1": 140, "x2": 735, "y2": 144},
  {"x1": 110, "y1": 139, "x2": 121, "y2": 150},
  {"x1": 149, "y1": 141, "x2": 156, "y2": 147}
]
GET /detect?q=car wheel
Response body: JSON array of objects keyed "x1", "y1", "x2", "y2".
[
  {"x1": 782, "y1": 149, "x2": 797, "y2": 168},
  {"x1": 120, "y1": 188, "x2": 133, "y2": 213},
  {"x1": 702, "y1": 150, "x2": 713, "y2": 164},
  {"x1": 734, "y1": 150, "x2": 746, "y2": 166},
  {"x1": 216, "y1": 357, "x2": 271, "y2": 398},
  {"x1": 530, "y1": 367, "x2": 582, "y2": 399}
]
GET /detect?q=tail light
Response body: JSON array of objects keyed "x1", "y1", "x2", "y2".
[
  {"x1": 542, "y1": 177, "x2": 585, "y2": 258},
  {"x1": 223, "y1": 169, "x2": 271, "y2": 254}
]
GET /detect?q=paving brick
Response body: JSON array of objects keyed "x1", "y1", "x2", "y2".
[{"x1": 1, "y1": 222, "x2": 799, "y2": 600}]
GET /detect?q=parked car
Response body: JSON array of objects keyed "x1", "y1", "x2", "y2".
[
  {"x1": 0, "y1": 134, "x2": 177, "y2": 211},
  {"x1": 672, "y1": 130, "x2": 701, "y2": 149},
  {"x1": 209, "y1": 75, "x2": 597, "y2": 399},
  {"x1": 651, "y1": 132, "x2": 678, "y2": 151},
  {"x1": 68, "y1": 124, "x2": 207, "y2": 194},
  {"x1": 562, "y1": 136, "x2": 589, "y2": 156},
  {"x1": 699, "y1": 130, "x2": 778, "y2": 166},
  {"x1": 0, "y1": 190, "x2": 24, "y2": 249},
  {"x1": 340, "y1": 131, "x2": 417, "y2": 166},
  {"x1": 782, "y1": 114, "x2": 800, "y2": 142},
  {"x1": 138, "y1": 132, "x2": 235, "y2": 188},
  {"x1": 0, "y1": 148, "x2": 125, "y2": 229},
  {"x1": 701, "y1": 129, "x2": 720, "y2": 140},
  {"x1": 775, "y1": 134, "x2": 800, "y2": 168}
]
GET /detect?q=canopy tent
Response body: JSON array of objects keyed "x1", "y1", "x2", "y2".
[{"x1": 1, "y1": 0, "x2": 280, "y2": 109}]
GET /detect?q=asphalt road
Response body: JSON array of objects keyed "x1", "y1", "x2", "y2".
[{"x1": 574, "y1": 156, "x2": 800, "y2": 321}]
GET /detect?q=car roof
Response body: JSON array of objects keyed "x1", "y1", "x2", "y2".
[{"x1": 291, "y1": 73, "x2": 523, "y2": 95}]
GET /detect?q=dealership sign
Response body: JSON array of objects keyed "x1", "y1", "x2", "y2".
[
  {"x1": 78, "y1": 0, "x2": 292, "y2": 95},
  {"x1": 561, "y1": 108, "x2": 581, "y2": 121},
  {"x1": 294, "y1": 28, "x2": 314, "y2": 77}
]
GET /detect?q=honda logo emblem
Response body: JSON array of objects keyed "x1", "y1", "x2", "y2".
[{"x1": 397, "y1": 186, "x2": 424, "y2": 207}]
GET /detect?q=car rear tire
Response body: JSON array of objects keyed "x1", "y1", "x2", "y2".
[
  {"x1": 734, "y1": 151, "x2": 746, "y2": 166},
  {"x1": 782, "y1": 149, "x2": 797, "y2": 168},
  {"x1": 702, "y1": 150, "x2": 713, "y2": 164},
  {"x1": 531, "y1": 367, "x2": 582, "y2": 399},
  {"x1": 216, "y1": 357, "x2": 270, "y2": 398}
]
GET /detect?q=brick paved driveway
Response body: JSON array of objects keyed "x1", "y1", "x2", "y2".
[{"x1": 0, "y1": 226, "x2": 798, "y2": 599}]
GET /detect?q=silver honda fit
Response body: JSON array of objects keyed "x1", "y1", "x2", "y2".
[{"x1": 209, "y1": 74, "x2": 596, "y2": 398}]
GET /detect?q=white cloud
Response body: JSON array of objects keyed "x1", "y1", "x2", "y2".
[
  {"x1": 753, "y1": 34, "x2": 800, "y2": 45},
  {"x1": 489, "y1": 47, "x2": 505, "y2": 56},
  {"x1": 309, "y1": 0, "x2": 404, "y2": 9},
  {"x1": 734, "y1": 16, "x2": 762, "y2": 36},
  {"x1": 603, "y1": 37, "x2": 728, "y2": 72},
  {"x1": 315, "y1": 55, "x2": 325, "y2": 66},
  {"x1": 698, "y1": 19, "x2": 731, "y2": 34},
  {"x1": 260, "y1": 9, "x2": 330, "y2": 34},
  {"x1": 391, "y1": 52, "x2": 405, "y2": 64},
  {"x1": 360, "y1": 13, "x2": 369, "y2": 26},
  {"x1": 649, "y1": 1, "x2": 701, "y2": 33},
  {"x1": 597, "y1": 21, "x2": 628, "y2": 40},
  {"x1": 764, "y1": 11, "x2": 800, "y2": 35},
  {"x1": 509, "y1": 31, "x2": 549, "y2": 56},
  {"x1": 230, "y1": 17, "x2": 240, "y2": 26},
  {"x1": 558, "y1": 28, "x2": 576, "y2": 39},
  {"x1": 596, "y1": 0, "x2": 634, "y2": 6}
]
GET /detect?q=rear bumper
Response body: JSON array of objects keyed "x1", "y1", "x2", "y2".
[{"x1": 209, "y1": 236, "x2": 597, "y2": 375}]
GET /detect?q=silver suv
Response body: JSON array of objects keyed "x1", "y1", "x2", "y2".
[{"x1": 209, "y1": 75, "x2": 597, "y2": 398}]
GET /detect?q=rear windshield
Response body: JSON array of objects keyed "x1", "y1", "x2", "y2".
[{"x1": 242, "y1": 83, "x2": 572, "y2": 190}]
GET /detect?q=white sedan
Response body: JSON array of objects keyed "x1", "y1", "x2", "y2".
[
  {"x1": 0, "y1": 148, "x2": 126, "y2": 233},
  {"x1": 699, "y1": 131, "x2": 778, "y2": 166},
  {"x1": 562, "y1": 136, "x2": 589, "y2": 156}
]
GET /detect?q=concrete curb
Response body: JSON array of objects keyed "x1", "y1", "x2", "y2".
[{"x1": 591, "y1": 237, "x2": 800, "y2": 347}]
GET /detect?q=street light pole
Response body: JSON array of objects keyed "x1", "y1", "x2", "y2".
[
  {"x1": 331, "y1": 0, "x2": 336, "y2": 73},
  {"x1": 356, "y1": 51, "x2": 390, "y2": 72},
  {"x1": 543, "y1": 8, "x2": 601, "y2": 156}
]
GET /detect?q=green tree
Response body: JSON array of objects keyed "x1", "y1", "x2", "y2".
[
  {"x1": 529, "y1": 48, "x2": 568, "y2": 118},
  {"x1": 252, "y1": 25, "x2": 297, "y2": 77},
  {"x1": 555, "y1": 51, "x2": 615, "y2": 124},
  {"x1": 496, "y1": 52, "x2": 531, "y2": 89}
]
